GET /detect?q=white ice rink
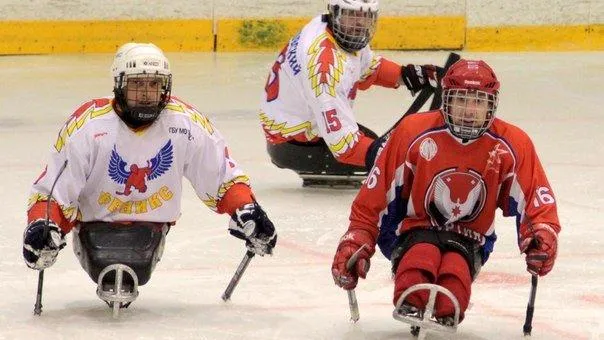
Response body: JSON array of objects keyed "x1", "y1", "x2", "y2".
[{"x1": 1, "y1": 51, "x2": 603, "y2": 340}]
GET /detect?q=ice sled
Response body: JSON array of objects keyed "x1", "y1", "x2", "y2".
[{"x1": 393, "y1": 283, "x2": 460, "y2": 340}]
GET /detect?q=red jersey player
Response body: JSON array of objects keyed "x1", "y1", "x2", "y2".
[{"x1": 331, "y1": 59, "x2": 560, "y2": 327}]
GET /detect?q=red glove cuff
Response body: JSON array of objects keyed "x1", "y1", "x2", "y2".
[
  {"x1": 519, "y1": 223, "x2": 558, "y2": 276},
  {"x1": 27, "y1": 200, "x2": 75, "y2": 234},
  {"x1": 519, "y1": 223, "x2": 558, "y2": 253},
  {"x1": 338, "y1": 229, "x2": 376, "y2": 254}
]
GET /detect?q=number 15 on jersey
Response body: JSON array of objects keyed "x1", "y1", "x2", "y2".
[{"x1": 322, "y1": 109, "x2": 342, "y2": 133}]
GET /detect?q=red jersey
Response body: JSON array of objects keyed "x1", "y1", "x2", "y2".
[{"x1": 349, "y1": 111, "x2": 561, "y2": 260}]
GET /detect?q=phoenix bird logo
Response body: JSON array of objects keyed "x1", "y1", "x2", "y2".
[
  {"x1": 108, "y1": 140, "x2": 174, "y2": 196},
  {"x1": 426, "y1": 169, "x2": 486, "y2": 226},
  {"x1": 307, "y1": 33, "x2": 346, "y2": 97}
]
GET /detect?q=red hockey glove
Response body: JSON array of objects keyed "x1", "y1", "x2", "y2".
[
  {"x1": 331, "y1": 229, "x2": 375, "y2": 290},
  {"x1": 519, "y1": 223, "x2": 558, "y2": 276}
]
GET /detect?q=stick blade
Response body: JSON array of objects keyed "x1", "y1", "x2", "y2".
[
  {"x1": 221, "y1": 250, "x2": 255, "y2": 302},
  {"x1": 348, "y1": 290, "x2": 360, "y2": 322}
]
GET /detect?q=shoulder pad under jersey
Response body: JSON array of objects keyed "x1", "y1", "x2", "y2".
[
  {"x1": 54, "y1": 98, "x2": 113, "y2": 152},
  {"x1": 164, "y1": 96, "x2": 216, "y2": 136}
]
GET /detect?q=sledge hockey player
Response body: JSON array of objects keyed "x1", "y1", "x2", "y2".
[
  {"x1": 23, "y1": 43, "x2": 277, "y2": 315},
  {"x1": 331, "y1": 59, "x2": 560, "y2": 333},
  {"x1": 259, "y1": 0, "x2": 439, "y2": 187}
]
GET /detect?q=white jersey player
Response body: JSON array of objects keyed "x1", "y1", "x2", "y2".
[
  {"x1": 261, "y1": 0, "x2": 439, "y2": 173},
  {"x1": 23, "y1": 43, "x2": 277, "y2": 310}
]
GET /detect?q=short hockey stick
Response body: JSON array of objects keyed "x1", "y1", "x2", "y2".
[
  {"x1": 428, "y1": 52, "x2": 461, "y2": 111},
  {"x1": 34, "y1": 160, "x2": 68, "y2": 316},
  {"x1": 221, "y1": 250, "x2": 255, "y2": 301},
  {"x1": 364, "y1": 53, "x2": 461, "y2": 169},
  {"x1": 523, "y1": 275, "x2": 538, "y2": 336},
  {"x1": 382, "y1": 52, "x2": 461, "y2": 138},
  {"x1": 346, "y1": 244, "x2": 369, "y2": 322},
  {"x1": 33, "y1": 271, "x2": 45, "y2": 316}
]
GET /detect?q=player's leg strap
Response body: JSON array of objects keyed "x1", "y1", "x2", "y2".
[
  {"x1": 73, "y1": 221, "x2": 169, "y2": 286},
  {"x1": 436, "y1": 231, "x2": 483, "y2": 279},
  {"x1": 390, "y1": 229, "x2": 483, "y2": 279}
]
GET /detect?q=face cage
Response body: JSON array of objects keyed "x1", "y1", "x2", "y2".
[
  {"x1": 114, "y1": 72, "x2": 172, "y2": 127},
  {"x1": 442, "y1": 89, "x2": 498, "y2": 140},
  {"x1": 331, "y1": 7, "x2": 377, "y2": 52}
]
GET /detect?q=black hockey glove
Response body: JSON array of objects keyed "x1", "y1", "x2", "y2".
[
  {"x1": 228, "y1": 203, "x2": 277, "y2": 256},
  {"x1": 23, "y1": 219, "x2": 66, "y2": 270},
  {"x1": 401, "y1": 64, "x2": 439, "y2": 95}
]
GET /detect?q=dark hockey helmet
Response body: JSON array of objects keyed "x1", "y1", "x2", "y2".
[
  {"x1": 327, "y1": 0, "x2": 379, "y2": 52},
  {"x1": 441, "y1": 59, "x2": 500, "y2": 140},
  {"x1": 111, "y1": 43, "x2": 172, "y2": 128}
]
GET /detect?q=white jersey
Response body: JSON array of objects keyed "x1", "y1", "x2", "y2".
[
  {"x1": 29, "y1": 97, "x2": 250, "y2": 224},
  {"x1": 260, "y1": 15, "x2": 387, "y2": 157}
]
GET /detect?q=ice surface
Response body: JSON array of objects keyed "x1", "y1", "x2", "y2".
[{"x1": 0, "y1": 51, "x2": 602, "y2": 339}]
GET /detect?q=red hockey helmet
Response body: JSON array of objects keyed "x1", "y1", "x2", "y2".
[{"x1": 441, "y1": 60, "x2": 500, "y2": 140}]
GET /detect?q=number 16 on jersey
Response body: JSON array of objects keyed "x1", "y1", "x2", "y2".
[{"x1": 533, "y1": 186, "x2": 555, "y2": 207}]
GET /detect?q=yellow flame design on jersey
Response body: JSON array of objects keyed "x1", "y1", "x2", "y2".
[
  {"x1": 28, "y1": 193, "x2": 80, "y2": 221},
  {"x1": 202, "y1": 175, "x2": 251, "y2": 211},
  {"x1": 360, "y1": 56, "x2": 382, "y2": 81},
  {"x1": 54, "y1": 100, "x2": 112, "y2": 152},
  {"x1": 259, "y1": 112, "x2": 317, "y2": 140},
  {"x1": 166, "y1": 98, "x2": 215, "y2": 135},
  {"x1": 328, "y1": 131, "x2": 360, "y2": 155},
  {"x1": 307, "y1": 33, "x2": 346, "y2": 98}
]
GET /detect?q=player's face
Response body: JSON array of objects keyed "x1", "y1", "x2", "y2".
[
  {"x1": 125, "y1": 76, "x2": 162, "y2": 107},
  {"x1": 338, "y1": 9, "x2": 376, "y2": 37},
  {"x1": 448, "y1": 90, "x2": 490, "y2": 128}
]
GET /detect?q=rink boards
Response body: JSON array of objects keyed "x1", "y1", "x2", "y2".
[{"x1": 0, "y1": 17, "x2": 602, "y2": 54}]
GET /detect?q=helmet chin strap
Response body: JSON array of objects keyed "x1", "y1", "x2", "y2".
[
  {"x1": 114, "y1": 94, "x2": 160, "y2": 129},
  {"x1": 125, "y1": 107, "x2": 160, "y2": 128},
  {"x1": 113, "y1": 76, "x2": 170, "y2": 129}
]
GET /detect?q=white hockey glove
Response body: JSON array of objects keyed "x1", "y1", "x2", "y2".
[
  {"x1": 23, "y1": 219, "x2": 66, "y2": 270},
  {"x1": 228, "y1": 203, "x2": 277, "y2": 256}
]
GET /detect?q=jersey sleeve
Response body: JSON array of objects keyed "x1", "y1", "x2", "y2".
[
  {"x1": 300, "y1": 33, "x2": 373, "y2": 166},
  {"x1": 357, "y1": 49, "x2": 402, "y2": 90},
  {"x1": 348, "y1": 122, "x2": 413, "y2": 258},
  {"x1": 498, "y1": 133, "x2": 561, "y2": 246},
  {"x1": 183, "y1": 112, "x2": 253, "y2": 215},
  {"x1": 28, "y1": 102, "x2": 96, "y2": 233}
]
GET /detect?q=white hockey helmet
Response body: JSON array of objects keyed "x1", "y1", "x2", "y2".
[
  {"x1": 328, "y1": 0, "x2": 379, "y2": 52},
  {"x1": 111, "y1": 43, "x2": 172, "y2": 127},
  {"x1": 111, "y1": 42, "x2": 171, "y2": 80}
]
